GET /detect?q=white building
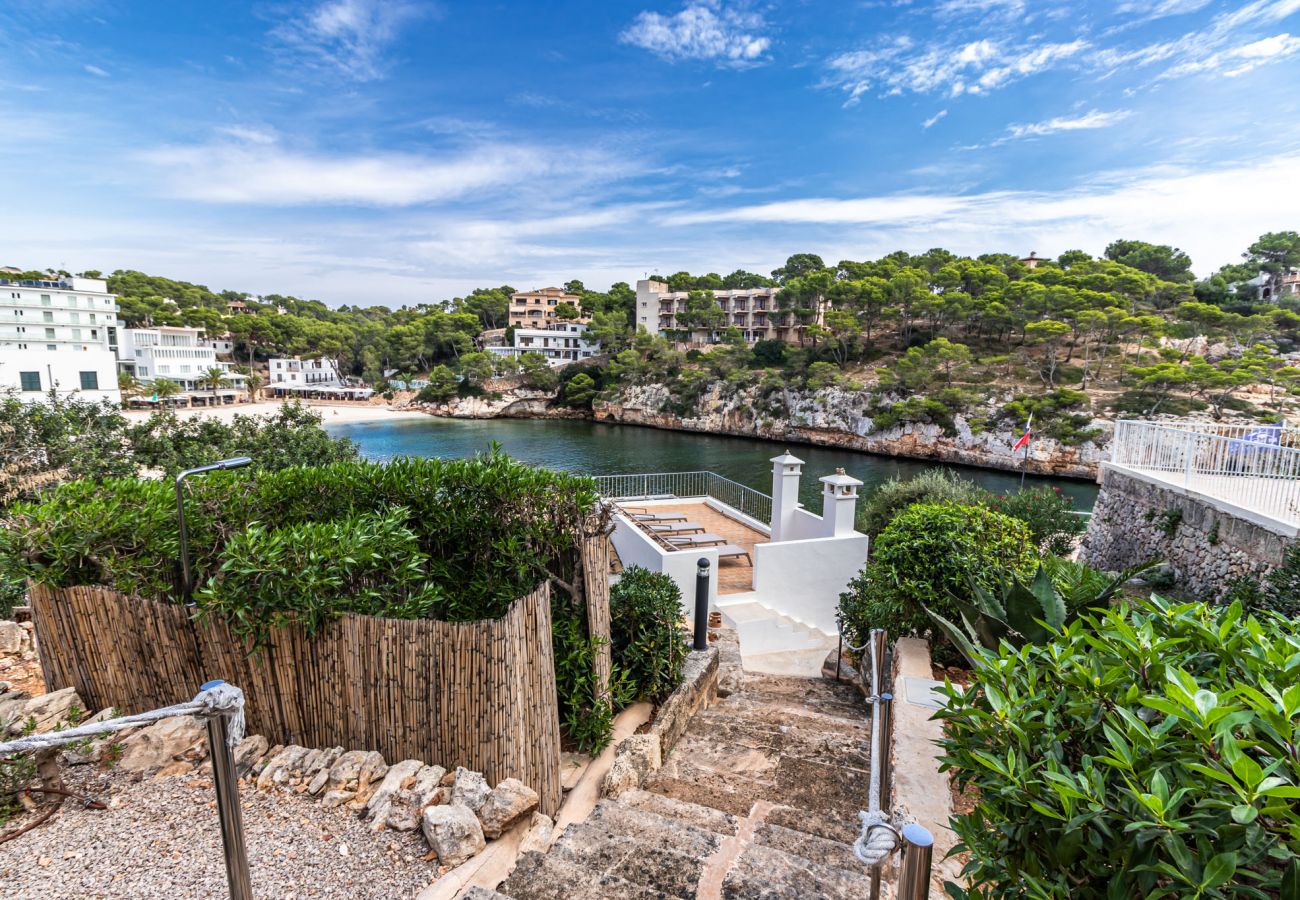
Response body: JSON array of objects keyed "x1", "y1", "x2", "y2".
[
  {"x1": 210, "y1": 334, "x2": 235, "y2": 355},
  {"x1": 634, "y1": 278, "x2": 825, "y2": 345},
  {"x1": 269, "y1": 356, "x2": 344, "y2": 387},
  {"x1": 117, "y1": 325, "x2": 247, "y2": 405},
  {"x1": 486, "y1": 323, "x2": 601, "y2": 367},
  {"x1": 0, "y1": 276, "x2": 122, "y2": 403}
]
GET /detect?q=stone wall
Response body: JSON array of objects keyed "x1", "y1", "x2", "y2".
[{"x1": 1080, "y1": 466, "x2": 1293, "y2": 596}]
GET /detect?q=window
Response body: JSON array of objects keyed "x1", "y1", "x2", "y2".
[
  {"x1": 19, "y1": 371, "x2": 40, "y2": 391},
  {"x1": 138, "y1": 367, "x2": 148, "y2": 376},
  {"x1": 45, "y1": 328, "x2": 55, "y2": 339},
  {"x1": 69, "y1": 312, "x2": 80, "y2": 323},
  {"x1": 42, "y1": 311, "x2": 53, "y2": 322},
  {"x1": 46, "y1": 344, "x2": 56, "y2": 351},
  {"x1": 40, "y1": 296, "x2": 51, "y2": 306},
  {"x1": 79, "y1": 371, "x2": 99, "y2": 390}
]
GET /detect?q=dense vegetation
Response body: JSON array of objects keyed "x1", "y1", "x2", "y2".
[
  {"x1": 2, "y1": 452, "x2": 692, "y2": 751},
  {"x1": 940, "y1": 597, "x2": 1300, "y2": 899}
]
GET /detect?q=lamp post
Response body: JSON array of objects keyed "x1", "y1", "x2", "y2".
[{"x1": 175, "y1": 457, "x2": 252, "y2": 604}]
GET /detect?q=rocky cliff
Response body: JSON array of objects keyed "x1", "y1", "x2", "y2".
[{"x1": 407, "y1": 381, "x2": 1111, "y2": 479}]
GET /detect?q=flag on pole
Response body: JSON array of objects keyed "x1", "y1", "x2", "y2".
[{"x1": 1012, "y1": 413, "x2": 1033, "y2": 452}]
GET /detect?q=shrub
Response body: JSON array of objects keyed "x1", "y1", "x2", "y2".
[
  {"x1": 610, "y1": 566, "x2": 688, "y2": 703},
  {"x1": 939, "y1": 596, "x2": 1300, "y2": 898},
  {"x1": 837, "y1": 503, "x2": 1036, "y2": 659},
  {"x1": 856, "y1": 469, "x2": 991, "y2": 538},
  {"x1": 988, "y1": 485, "x2": 1085, "y2": 555},
  {"x1": 1225, "y1": 544, "x2": 1300, "y2": 619}
]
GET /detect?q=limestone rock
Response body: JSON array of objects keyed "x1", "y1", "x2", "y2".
[
  {"x1": 317, "y1": 749, "x2": 368, "y2": 795},
  {"x1": 601, "y1": 734, "x2": 660, "y2": 799},
  {"x1": 366, "y1": 758, "x2": 424, "y2": 831},
  {"x1": 251, "y1": 744, "x2": 283, "y2": 777},
  {"x1": 4, "y1": 687, "x2": 85, "y2": 736},
  {"x1": 117, "y1": 715, "x2": 207, "y2": 776},
  {"x1": 383, "y1": 764, "x2": 447, "y2": 831},
  {"x1": 321, "y1": 788, "x2": 356, "y2": 809},
  {"x1": 0, "y1": 620, "x2": 24, "y2": 655},
  {"x1": 421, "y1": 803, "x2": 486, "y2": 867},
  {"x1": 517, "y1": 812, "x2": 554, "y2": 855},
  {"x1": 232, "y1": 735, "x2": 269, "y2": 777},
  {"x1": 303, "y1": 746, "x2": 342, "y2": 783},
  {"x1": 256, "y1": 745, "x2": 310, "y2": 792},
  {"x1": 476, "y1": 778, "x2": 539, "y2": 839},
  {"x1": 450, "y1": 767, "x2": 490, "y2": 812}
]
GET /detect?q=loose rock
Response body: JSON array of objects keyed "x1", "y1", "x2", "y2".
[
  {"x1": 450, "y1": 766, "x2": 490, "y2": 812},
  {"x1": 476, "y1": 778, "x2": 539, "y2": 839},
  {"x1": 421, "y1": 803, "x2": 486, "y2": 868}
]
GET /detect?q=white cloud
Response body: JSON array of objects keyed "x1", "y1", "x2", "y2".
[
  {"x1": 922, "y1": 109, "x2": 948, "y2": 129},
  {"x1": 826, "y1": 38, "x2": 1087, "y2": 104},
  {"x1": 1000, "y1": 108, "x2": 1132, "y2": 141},
  {"x1": 214, "y1": 125, "x2": 278, "y2": 144},
  {"x1": 270, "y1": 0, "x2": 423, "y2": 81},
  {"x1": 1165, "y1": 32, "x2": 1300, "y2": 77},
  {"x1": 1116, "y1": 0, "x2": 1212, "y2": 22},
  {"x1": 139, "y1": 140, "x2": 637, "y2": 207},
  {"x1": 621, "y1": 0, "x2": 771, "y2": 66},
  {"x1": 669, "y1": 152, "x2": 1300, "y2": 275},
  {"x1": 83, "y1": 64, "x2": 109, "y2": 77}
]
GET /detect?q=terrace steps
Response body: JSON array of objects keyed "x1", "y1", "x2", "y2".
[{"x1": 488, "y1": 672, "x2": 883, "y2": 899}]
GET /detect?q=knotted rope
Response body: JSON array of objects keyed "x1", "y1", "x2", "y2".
[
  {"x1": 0, "y1": 682, "x2": 245, "y2": 756},
  {"x1": 851, "y1": 633, "x2": 902, "y2": 868}
]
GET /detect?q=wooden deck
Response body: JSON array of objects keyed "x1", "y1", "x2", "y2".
[{"x1": 621, "y1": 501, "x2": 767, "y2": 594}]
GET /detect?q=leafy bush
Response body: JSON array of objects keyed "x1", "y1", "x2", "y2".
[
  {"x1": 988, "y1": 485, "x2": 1086, "y2": 555},
  {"x1": 940, "y1": 596, "x2": 1300, "y2": 898},
  {"x1": 1223, "y1": 544, "x2": 1300, "y2": 619},
  {"x1": 610, "y1": 566, "x2": 688, "y2": 704},
  {"x1": 837, "y1": 503, "x2": 1036, "y2": 660},
  {"x1": 856, "y1": 469, "x2": 991, "y2": 538}
]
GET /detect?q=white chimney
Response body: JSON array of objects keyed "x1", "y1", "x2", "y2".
[
  {"x1": 769, "y1": 450, "x2": 804, "y2": 542},
  {"x1": 819, "y1": 468, "x2": 863, "y2": 537}
]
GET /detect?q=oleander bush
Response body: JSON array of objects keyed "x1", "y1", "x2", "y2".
[
  {"x1": 837, "y1": 503, "x2": 1036, "y2": 662},
  {"x1": 988, "y1": 485, "x2": 1086, "y2": 555},
  {"x1": 609, "y1": 566, "x2": 688, "y2": 704},
  {"x1": 940, "y1": 596, "x2": 1300, "y2": 899}
]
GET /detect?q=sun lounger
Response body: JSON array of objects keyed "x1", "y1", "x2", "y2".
[
  {"x1": 625, "y1": 511, "x2": 688, "y2": 523},
  {"x1": 664, "y1": 533, "x2": 727, "y2": 547},
  {"x1": 715, "y1": 544, "x2": 753, "y2": 565},
  {"x1": 642, "y1": 522, "x2": 705, "y2": 534}
]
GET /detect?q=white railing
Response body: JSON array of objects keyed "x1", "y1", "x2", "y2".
[
  {"x1": 1110, "y1": 420, "x2": 1300, "y2": 527},
  {"x1": 594, "y1": 471, "x2": 773, "y2": 524}
]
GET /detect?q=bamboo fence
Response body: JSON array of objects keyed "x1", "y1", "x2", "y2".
[{"x1": 28, "y1": 581, "x2": 564, "y2": 813}]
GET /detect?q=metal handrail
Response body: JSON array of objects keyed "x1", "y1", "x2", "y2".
[
  {"x1": 1110, "y1": 419, "x2": 1300, "y2": 527},
  {"x1": 593, "y1": 471, "x2": 773, "y2": 524}
]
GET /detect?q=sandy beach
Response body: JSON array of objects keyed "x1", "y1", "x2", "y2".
[{"x1": 122, "y1": 399, "x2": 429, "y2": 425}]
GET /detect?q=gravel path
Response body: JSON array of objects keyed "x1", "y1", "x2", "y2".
[{"x1": 0, "y1": 766, "x2": 439, "y2": 899}]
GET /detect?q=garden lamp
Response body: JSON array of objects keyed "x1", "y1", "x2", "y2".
[{"x1": 176, "y1": 456, "x2": 253, "y2": 605}]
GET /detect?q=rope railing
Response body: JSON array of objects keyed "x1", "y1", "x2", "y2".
[
  {"x1": 1, "y1": 680, "x2": 252, "y2": 900},
  {"x1": 848, "y1": 628, "x2": 935, "y2": 900}
]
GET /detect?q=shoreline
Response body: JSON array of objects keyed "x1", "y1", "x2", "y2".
[{"x1": 122, "y1": 400, "x2": 429, "y2": 426}]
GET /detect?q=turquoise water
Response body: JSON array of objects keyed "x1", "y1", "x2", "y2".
[{"x1": 326, "y1": 416, "x2": 1098, "y2": 512}]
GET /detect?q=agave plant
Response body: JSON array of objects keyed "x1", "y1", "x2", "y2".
[{"x1": 926, "y1": 559, "x2": 1156, "y2": 668}]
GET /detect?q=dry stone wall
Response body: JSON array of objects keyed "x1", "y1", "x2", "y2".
[{"x1": 1080, "y1": 467, "x2": 1293, "y2": 597}]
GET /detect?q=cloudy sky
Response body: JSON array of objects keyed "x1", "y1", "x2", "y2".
[{"x1": 1, "y1": 0, "x2": 1298, "y2": 305}]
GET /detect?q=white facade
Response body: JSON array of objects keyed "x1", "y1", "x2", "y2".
[
  {"x1": 210, "y1": 335, "x2": 235, "y2": 355},
  {"x1": 269, "y1": 356, "x2": 345, "y2": 387},
  {"x1": 0, "y1": 276, "x2": 122, "y2": 403},
  {"x1": 635, "y1": 278, "x2": 822, "y2": 345},
  {"x1": 118, "y1": 325, "x2": 246, "y2": 403},
  {"x1": 486, "y1": 323, "x2": 601, "y2": 367}
]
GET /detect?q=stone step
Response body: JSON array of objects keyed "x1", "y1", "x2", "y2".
[
  {"x1": 639, "y1": 772, "x2": 760, "y2": 818},
  {"x1": 721, "y1": 840, "x2": 878, "y2": 900},
  {"x1": 615, "y1": 788, "x2": 740, "y2": 836},
  {"x1": 495, "y1": 850, "x2": 668, "y2": 900},
  {"x1": 584, "y1": 799, "x2": 725, "y2": 858},
  {"x1": 753, "y1": 820, "x2": 865, "y2": 873},
  {"x1": 550, "y1": 821, "x2": 707, "y2": 899},
  {"x1": 463, "y1": 889, "x2": 513, "y2": 900}
]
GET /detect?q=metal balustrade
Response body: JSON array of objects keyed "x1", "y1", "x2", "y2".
[
  {"x1": 593, "y1": 471, "x2": 773, "y2": 524},
  {"x1": 1110, "y1": 420, "x2": 1300, "y2": 527}
]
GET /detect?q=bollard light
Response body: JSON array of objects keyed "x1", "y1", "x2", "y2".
[
  {"x1": 693, "y1": 558, "x2": 711, "y2": 651},
  {"x1": 176, "y1": 457, "x2": 253, "y2": 604}
]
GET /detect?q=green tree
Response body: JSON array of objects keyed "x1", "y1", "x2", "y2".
[
  {"x1": 554, "y1": 301, "x2": 581, "y2": 322},
  {"x1": 150, "y1": 378, "x2": 181, "y2": 405},
  {"x1": 195, "y1": 366, "x2": 228, "y2": 404},
  {"x1": 1244, "y1": 230, "x2": 1300, "y2": 301},
  {"x1": 1104, "y1": 239, "x2": 1195, "y2": 282},
  {"x1": 560, "y1": 372, "x2": 598, "y2": 408},
  {"x1": 458, "y1": 351, "x2": 495, "y2": 385},
  {"x1": 519, "y1": 353, "x2": 559, "y2": 391}
]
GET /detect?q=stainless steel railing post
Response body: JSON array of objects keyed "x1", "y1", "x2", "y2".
[
  {"x1": 879, "y1": 691, "x2": 893, "y2": 812},
  {"x1": 897, "y1": 823, "x2": 935, "y2": 900},
  {"x1": 202, "y1": 679, "x2": 252, "y2": 900}
]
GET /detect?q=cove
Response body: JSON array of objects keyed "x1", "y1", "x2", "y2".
[{"x1": 326, "y1": 416, "x2": 1098, "y2": 512}]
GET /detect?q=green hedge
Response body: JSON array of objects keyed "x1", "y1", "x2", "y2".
[
  {"x1": 837, "y1": 503, "x2": 1036, "y2": 660},
  {"x1": 940, "y1": 596, "x2": 1300, "y2": 898},
  {"x1": 610, "y1": 566, "x2": 688, "y2": 704}
]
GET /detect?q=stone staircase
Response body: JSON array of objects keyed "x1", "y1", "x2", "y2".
[
  {"x1": 476, "y1": 672, "x2": 883, "y2": 899},
  {"x1": 716, "y1": 599, "x2": 838, "y2": 678}
]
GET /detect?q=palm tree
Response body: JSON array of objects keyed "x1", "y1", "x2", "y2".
[
  {"x1": 118, "y1": 371, "x2": 142, "y2": 405},
  {"x1": 245, "y1": 372, "x2": 264, "y2": 403},
  {"x1": 196, "y1": 366, "x2": 227, "y2": 405},
  {"x1": 151, "y1": 378, "x2": 181, "y2": 408}
]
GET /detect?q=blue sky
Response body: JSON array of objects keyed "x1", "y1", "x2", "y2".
[{"x1": 2, "y1": 0, "x2": 1299, "y2": 305}]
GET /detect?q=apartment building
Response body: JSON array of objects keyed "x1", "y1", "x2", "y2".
[
  {"x1": 508, "y1": 287, "x2": 586, "y2": 329},
  {"x1": 0, "y1": 276, "x2": 122, "y2": 403},
  {"x1": 117, "y1": 325, "x2": 247, "y2": 404},
  {"x1": 486, "y1": 323, "x2": 601, "y2": 367},
  {"x1": 634, "y1": 279, "x2": 823, "y2": 345},
  {"x1": 268, "y1": 356, "x2": 345, "y2": 387}
]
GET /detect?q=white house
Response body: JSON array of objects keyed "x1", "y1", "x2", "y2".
[
  {"x1": 486, "y1": 322, "x2": 601, "y2": 367},
  {"x1": 269, "y1": 356, "x2": 345, "y2": 387},
  {"x1": 0, "y1": 275, "x2": 122, "y2": 404},
  {"x1": 117, "y1": 325, "x2": 247, "y2": 405}
]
